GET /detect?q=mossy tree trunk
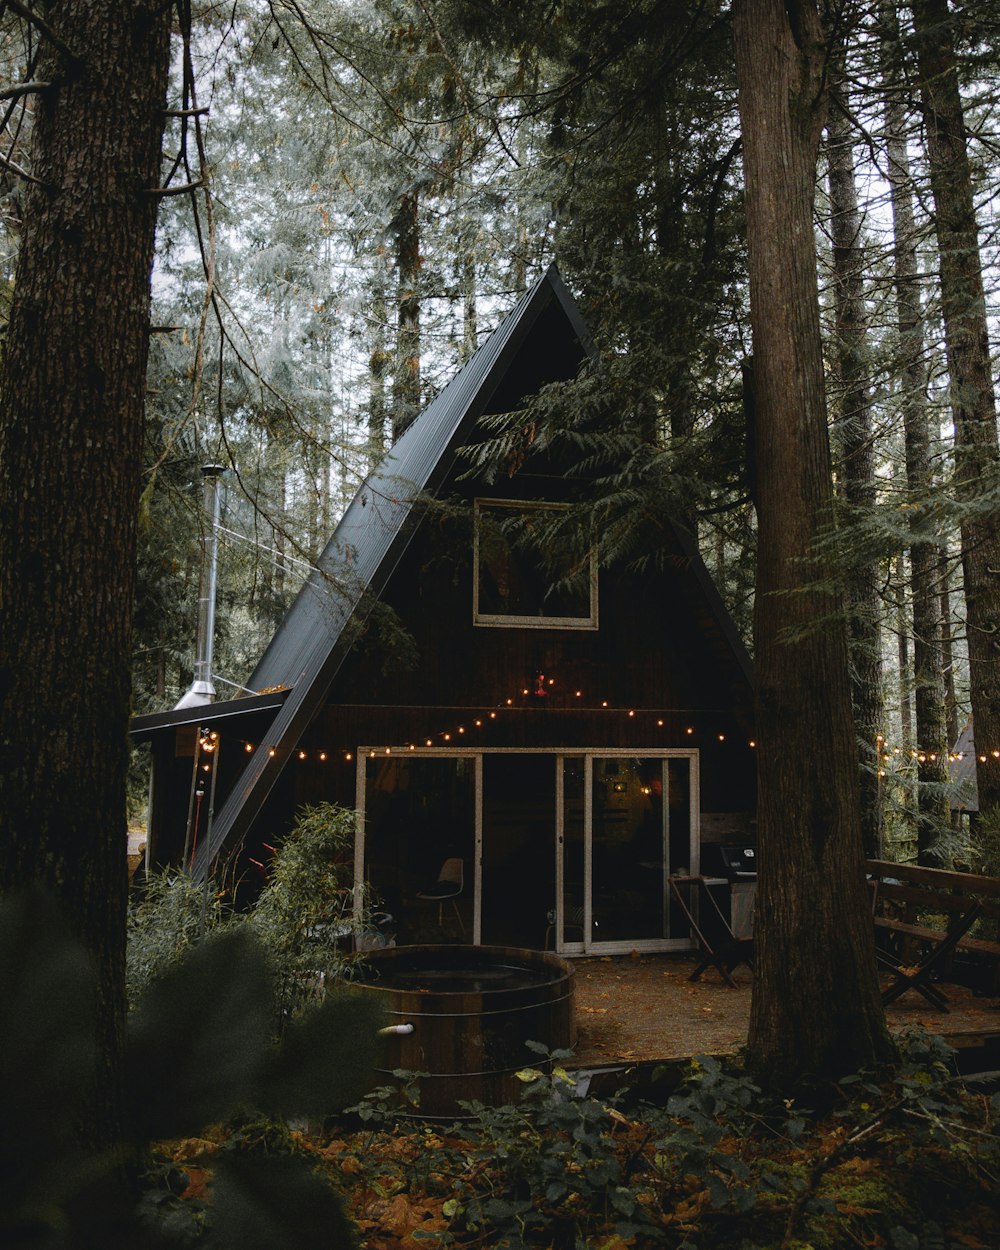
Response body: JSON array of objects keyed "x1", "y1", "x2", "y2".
[
  {"x1": 827, "y1": 63, "x2": 885, "y2": 860},
  {"x1": 880, "y1": 4, "x2": 951, "y2": 861},
  {"x1": 913, "y1": 0, "x2": 1000, "y2": 824}
]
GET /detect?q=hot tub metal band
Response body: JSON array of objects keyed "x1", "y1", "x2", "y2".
[{"x1": 375, "y1": 987, "x2": 574, "y2": 1021}]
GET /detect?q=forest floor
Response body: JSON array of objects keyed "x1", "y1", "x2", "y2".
[
  {"x1": 571, "y1": 951, "x2": 1000, "y2": 1072},
  {"x1": 160, "y1": 956, "x2": 1000, "y2": 1249}
]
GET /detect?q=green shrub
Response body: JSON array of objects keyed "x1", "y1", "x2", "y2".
[
  {"x1": 127, "y1": 867, "x2": 232, "y2": 1008},
  {"x1": 128, "y1": 803, "x2": 374, "y2": 1023},
  {"x1": 248, "y1": 802, "x2": 369, "y2": 1023}
]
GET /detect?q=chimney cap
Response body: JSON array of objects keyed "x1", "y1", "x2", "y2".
[{"x1": 201, "y1": 463, "x2": 226, "y2": 477}]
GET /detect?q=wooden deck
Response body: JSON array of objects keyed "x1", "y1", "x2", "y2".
[{"x1": 570, "y1": 953, "x2": 1000, "y2": 1074}]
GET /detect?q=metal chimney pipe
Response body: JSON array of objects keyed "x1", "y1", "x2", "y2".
[{"x1": 175, "y1": 464, "x2": 226, "y2": 709}]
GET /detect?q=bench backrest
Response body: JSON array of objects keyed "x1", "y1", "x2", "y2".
[{"x1": 866, "y1": 859, "x2": 1000, "y2": 922}]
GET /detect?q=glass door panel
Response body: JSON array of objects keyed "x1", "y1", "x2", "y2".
[
  {"x1": 560, "y1": 757, "x2": 585, "y2": 949},
  {"x1": 363, "y1": 755, "x2": 475, "y2": 943},
  {"x1": 590, "y1": 757, "x2": 668, "y2": 942},
  {"x1": 481, "y1": 754, "x2": 556, "y2": 948}
]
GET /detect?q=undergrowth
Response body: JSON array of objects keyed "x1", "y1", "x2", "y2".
[{"x1": 291, "y1": 1030, "x2": 999, "y2": 1250}]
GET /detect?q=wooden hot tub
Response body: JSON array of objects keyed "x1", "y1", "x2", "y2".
[{"x1": 356, "y1": 944, "x2": 576, "y2": 1117}]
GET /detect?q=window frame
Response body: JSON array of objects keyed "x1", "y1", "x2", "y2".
[{"x1": 472, "y1": 498, "x2": 599, "y2": 630}]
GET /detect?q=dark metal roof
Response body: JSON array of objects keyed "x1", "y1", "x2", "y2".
[{"x1": 192, "y1": 265, "x2": 596, "y2": 873}]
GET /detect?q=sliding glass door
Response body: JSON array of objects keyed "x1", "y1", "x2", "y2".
[
  {"x1": 586, "y1": 755, "x2": 696, "y2": 952},
  {"x1": 356, "y1": 748, "x2": 697, "y2": 953}
]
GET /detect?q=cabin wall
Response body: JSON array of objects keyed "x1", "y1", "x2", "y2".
[{"x1": 286, "y1": 509, "x2": 756, "y2": 831}]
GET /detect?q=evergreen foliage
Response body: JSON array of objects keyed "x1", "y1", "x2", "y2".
[{"x1": 0, "y1": 888, "x2": 384, "y2": 1249}]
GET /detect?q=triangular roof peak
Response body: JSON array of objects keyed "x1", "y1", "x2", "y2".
[{"x1": 191, "y1": 264, "x2": 596, "y2": 871}]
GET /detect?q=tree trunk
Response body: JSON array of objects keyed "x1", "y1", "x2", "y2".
[
  {"x1": 893, "y1": 555, "x2": 916, "y2": 850},
  {"x1": 827, "y1": 68, "x2": 884, "y2": 859},
  {"x1": 733, "y1": 0, "x2": 892, "y2": 1087},
  {"x1": 939, "y1": 551, "x2": 960, "y2": 747},
  {"x1": 0, "y1": 1, "x2": 172, "y2": 1153},
  {"x1": 880, "y1": 4, "x2": 951, "y2": 860},
  {"x1": 392, "y1": 190, "x2": 421, "y2": 442},
  {"x1": 368, "y1": 248, "x2": 390, "y2": 467},
  {"x1": 462, "y1": 248, "x2": 478, "y2": 362},
  {"x1": 913, "y1": 0, "x2": 1000, "y2": 821}
]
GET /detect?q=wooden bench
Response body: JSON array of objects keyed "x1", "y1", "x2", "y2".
[{"x1": 866, "y1": 859, "x2": 1000, "y2": 1008}]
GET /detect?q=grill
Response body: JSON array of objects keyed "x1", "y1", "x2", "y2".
[
  {"x1": 702, "y1": 842, "x2": 757, "y2": 881},
  {"x1": 700, "y1": 843, "x2": 757, "y2": 939}
]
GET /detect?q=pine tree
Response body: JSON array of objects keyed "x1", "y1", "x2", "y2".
[
  {"x1": 879, "y1": 3, "x2": 951, "y2": 860},
  {"x1": 912, "y1": 0, "x2": 1000, "y2": 822},
  {"x1": 733, "y1": 0, "x2": 893, "y2": 1086},
  {"x1": 827, "y1": 54, "x2": 885, "y2": 859}
]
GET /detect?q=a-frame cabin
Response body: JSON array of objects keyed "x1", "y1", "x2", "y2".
[{"x1": 132, "y1": 266, "x2": 756, "y2": 954}]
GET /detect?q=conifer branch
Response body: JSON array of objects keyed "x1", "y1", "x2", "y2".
[
  {"x1": 143, "y1": 180, "x2": 204, "y2": 197},
  {"x1": 0, "y1": 148, "x2": 51, "y2": 188},
  {"x1": 5, "y1": 0, "x2": 79, "y2": 66},
  {"x1": 0, "y1": 81, "x2": 51, "y2": 102}
]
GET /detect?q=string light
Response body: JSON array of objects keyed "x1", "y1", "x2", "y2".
[
  {"x1": 216, "y1": 679, "x2": 998, "y2": 779},
  {"x1": 236, "y1": 721, "x2": 996, "y2": 767}
]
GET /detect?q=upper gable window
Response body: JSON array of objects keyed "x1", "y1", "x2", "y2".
[{"x1": 473, "y1": 500, "x2": 598, "y2": 629}]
